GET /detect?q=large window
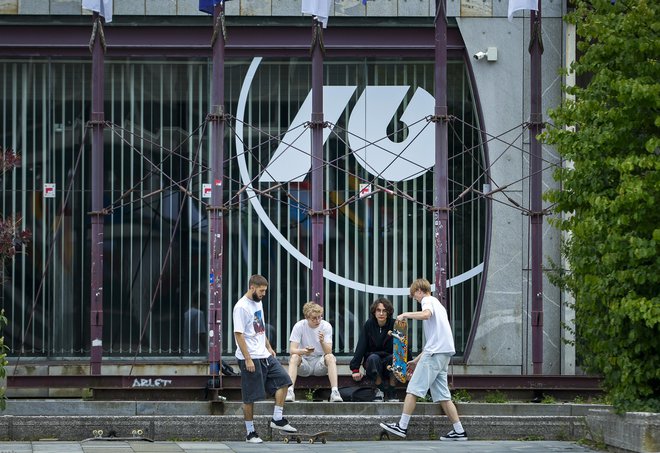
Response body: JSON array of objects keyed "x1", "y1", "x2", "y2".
[{"x1": 0, "y1": 57, "x2": 487, "y2": 358}]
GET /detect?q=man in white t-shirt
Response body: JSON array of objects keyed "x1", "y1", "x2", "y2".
[
  {"x1": 379, "y1": 278, "x2": 468, "y2": 441},
  {"x1": 285, "y1": 301, "x2": 343, "y2": 402},
  {"x1": 233, "y1": 274, "x2": 297, "y2": 443}
]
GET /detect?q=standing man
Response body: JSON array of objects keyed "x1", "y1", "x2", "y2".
[
  {"x1": 379, "y1": 278, "x2": 467, "y2": 441},
  {"x1": 285, "y1": 301, "x2": 343, "y2": 402},
  {"x1": 349, "y1": 297, "x2": 398, "y2": 401},
  {"x1": 234, "y1": 274, "x2": 297, "y2": 443}
]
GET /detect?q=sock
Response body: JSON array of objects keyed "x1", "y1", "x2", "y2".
[
  {"x1": 331, "y1": 386, "x2": 338, "y2": 392},
  {"x1": 245, "y1": 421, "x2": 255, "y2": 434},
  {"x1": 399, "y1": 413, "x2": 411, "y2": 429},
  {"x1": 453, "y1": 421, "x2": 464, "y2": 433},
  {"x1": 273, "y1": 405, "x2": 283, "y2": 421}
]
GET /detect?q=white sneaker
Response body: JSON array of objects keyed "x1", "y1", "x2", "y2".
[
  {"x1": 285, "y1": 386, "x2": 295, "y2": 402},
  {"x1": 330, "y1": 389, "x2": 343, "y2": 402},
  {"x1": 374, "y1": 388, "x2": 384, "y2": 402}
]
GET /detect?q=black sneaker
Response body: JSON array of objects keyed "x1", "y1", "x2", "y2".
[
  {"x1": 245, "y1": 431, "x2": 263, "y2": 443},
  {"x1": 270, "y1": 418, "x2": 297, "y2": 433},
  {"x1": 440, "y1": 429, "x2": 468, "y2": 441},
  {"x1": 379, "y1": 421, "x2": 407, "y2": 438}
]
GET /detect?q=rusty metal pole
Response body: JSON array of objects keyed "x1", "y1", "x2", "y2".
[
  {"x1": 529, "y1": 2, "x2": 544, "y2": 375},
  {"x1": 433, "y1": 0, "x2": 450, "y2": 309},
  {"x1": 89, "y1": 12, "x2": 105, "y2": 375},
  {"x1": 208, "y1": 2, "x2": 226, "y2": 386},
  {"x1": 310, "y1": 20, "x2": 324, "y2": 306}
]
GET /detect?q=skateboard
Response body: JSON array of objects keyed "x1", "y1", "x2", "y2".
[
  {"x1": 387, "y1": 318, "x2": 409, "y2": 383},
  {"x1": 82, "y1": 428, "x2": 154, "y2": 443},
  {"x1": 279, "y1": 430, "x2": 330, "y2": 444}
]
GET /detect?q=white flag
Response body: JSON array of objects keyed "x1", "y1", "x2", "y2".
[
  {"x1": 83, "y1": 0, "x2": 113, "y2": 23},
  {"x1": 507, "y1": 0, "x2": 538, "y2": 21},
  {"x1": 302, "y1": 0, "x2": 333, "y2": 28}
]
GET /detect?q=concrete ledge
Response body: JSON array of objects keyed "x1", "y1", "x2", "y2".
[
  {"x1": 586, "y1": 409, "x2": 660, "y2": 453},
  {"x1": 2, "y1": 399, "x2": 610, "y2": 417},
  {"x1": 0, "y1": 414, "x2": 588, "y2": 442}
]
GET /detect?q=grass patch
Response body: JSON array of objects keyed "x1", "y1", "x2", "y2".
[
  {"x1": 484, "y1": 390, "x2": 507, "y2": 404},
  {"x1": 452, "y1": 388, "x2": 472, "y2": 403}
]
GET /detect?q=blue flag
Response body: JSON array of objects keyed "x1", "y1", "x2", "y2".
[{"x1": 199, "y1": 0, "x2": 223, "y2": 14}]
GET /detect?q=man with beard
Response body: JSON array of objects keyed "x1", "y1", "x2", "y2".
[{"x1": 233, "y1": 274, "x2": 297, "y2": 443}]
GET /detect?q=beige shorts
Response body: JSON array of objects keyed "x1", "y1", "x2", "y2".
[{"x1": 298, "y1": 355, "x2": 328, "y2": 377}]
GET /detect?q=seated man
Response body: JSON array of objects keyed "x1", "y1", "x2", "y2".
[
  {"x1": 285, "y1": 301, "x2": 343, "y2": 402},
  {"x1": 349, "y1": 297, "x2": 398, "y2": 401}
]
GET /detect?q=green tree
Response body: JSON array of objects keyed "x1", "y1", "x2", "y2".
[
  {"x1": 541, "y1": 0, "x2": 659, "y2": 412},
  {"x1": 0, "y1": 147, "x2": 30, "y2": 410}
]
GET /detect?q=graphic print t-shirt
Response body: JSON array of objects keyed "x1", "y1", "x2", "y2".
[
  {"x1": 421, "y1": 295, "x2": 456, "y2": 355},
  {"x1": 233, "y1": 296, "x2": 270, "y2": 360},
  {"x1": 289, "y1": 319, "x2": 333, "y2": 357}
]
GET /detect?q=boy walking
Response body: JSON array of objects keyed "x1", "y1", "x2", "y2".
[
  {"x1": 233, "y1": 275, "x2": 297, "y2": 443},
  {"x1": 379, "y1": 278, "x2": 467, "y2": 441},
  {"x1": 285, "y1": 301, "x2": 343, "y2": 402}
]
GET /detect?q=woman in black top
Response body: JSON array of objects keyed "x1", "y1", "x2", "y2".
[{"x1": 349, "y1": 297, "x2": 398, "y2": 401}]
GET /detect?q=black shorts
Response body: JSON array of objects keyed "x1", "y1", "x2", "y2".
[{"x1": 237, "y1": 356, "x2": 292, "y2": 403}]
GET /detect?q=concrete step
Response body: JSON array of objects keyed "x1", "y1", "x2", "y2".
[{"x1": 0, "y1": 399, "x2": 611, "y2": 442}]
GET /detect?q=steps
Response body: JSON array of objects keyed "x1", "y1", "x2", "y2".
[{"x1": 0, "y1": 399, "x2": 609, "y2": 442}]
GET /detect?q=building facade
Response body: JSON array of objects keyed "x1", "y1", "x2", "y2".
[{"x1": 0, "y1": 0, "x2": 574, "y2": 375}]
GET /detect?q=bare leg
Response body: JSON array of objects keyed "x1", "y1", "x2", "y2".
[
  {"x1": 375, "y1": 375, "x2": 382, "y2": 386},
  {"x1": 287, "y1": 354, "x2": 301, "y2": 386},
  {"x1": 243, "y1": 402, "x2": 254, "y2": 421},
  {"x1": 402, "y1": 392, "x2": 417, "y2": 416},
  {"x1": 439, "y1": 400, "x2": 460, "y2": 423},
  {"x1": 274, "y1": 385, "x2": 287, "y2": 406},
  {"x1": 324, "y1": 354, "x2": 339, "y2": 388}
]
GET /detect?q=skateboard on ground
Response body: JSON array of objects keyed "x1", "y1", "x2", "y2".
[
  {"x1": 387, "y1": 318, "x2": 410, "y2": 383},
  {"x1": 279, "y1": 430, "x2": 330, "y2": 444},
  {"x1": 82, "y1": 428, "x2": 154, "y2": 443}
]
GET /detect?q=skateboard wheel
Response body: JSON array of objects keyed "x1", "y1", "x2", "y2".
[
  {"x1": 137, "y1": 429, "x2": 144, "y2": 436},
  {"x1": 97, "y1": 430, "x2": 104, "y2": 437},
  {"x1": 309, "y1": 438, "x2": 314, "y2": 444},
  {"x1": 131, "y1": 430, "x2": 137, "y2": 435},
  {"x1": 296, "y1": 437, "x2": 301, "y2": 443},
  {"x1": 283, "y1": 437, "x2": 289, "y2": 444},
  {"x1": 322, "y1": 438, "x2": 327, "y2": 444}
]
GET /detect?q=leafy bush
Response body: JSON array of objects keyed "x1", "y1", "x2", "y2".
[{"x1": 541, "y1": 0, "x2": 659, "y2": 413}]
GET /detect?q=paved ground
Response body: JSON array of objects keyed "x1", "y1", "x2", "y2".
[{"x1": 0, "y1": 440, "x2": 599, "y2": 453}]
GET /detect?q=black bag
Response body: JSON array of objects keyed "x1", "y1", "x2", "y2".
[{"x1": 338, "y1": 386, "x2": 375, "y2": 402}]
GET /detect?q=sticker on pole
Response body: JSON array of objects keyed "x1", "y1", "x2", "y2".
[
  {"x1": 359, "y1": 184, "x2": 372, "y2": 198},
  {"x1": 202, "y1": 183, "x2": 212, "y2": 198},
  {"x1": 43, "y1": 183, "x2": 56, "y2": 198}
]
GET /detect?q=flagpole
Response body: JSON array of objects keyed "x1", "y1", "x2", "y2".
[
  {"x1": 89, "y1": 11, "x2": 106, "y2": 376},
  {"x1": 310, "y1": 18, "x2": 325, "y2": 306},
  {"x1": 529, "y1": 0, "x2": 544, "y2": 375},
  {"x1": 208, "y1": 1, "x2": 226, "y2": 389},
  {"x1": 433, "y1": 0, "x2": 450, "y2": 310}
]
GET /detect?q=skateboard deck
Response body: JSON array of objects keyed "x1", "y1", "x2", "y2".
[
  {"x1": 388, "y1": 319, "x2": 409, "y2": 383},
  {"x1": 279, "y1": 430, "x2": 330, "y2": 444}
]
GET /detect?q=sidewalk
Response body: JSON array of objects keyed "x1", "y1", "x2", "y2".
[{"x1": 0, "y1": 440, "x2": 598, "y2": 452}]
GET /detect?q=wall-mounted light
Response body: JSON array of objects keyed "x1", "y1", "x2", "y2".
[{"x1": 473, "y1": 47, "x2": 498, "y2": 62}]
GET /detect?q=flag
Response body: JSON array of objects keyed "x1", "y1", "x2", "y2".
[
  {"x1": 302, "y1": 0, "x2": 333, "y2": 28},
  {"x1": 199, "y1": 0, "x2": 224, "y2": 15},
  {"x1": 507, "y1": 0, "x2": 538, "y2": 21},
  {"x1": 82, "y1": 0, "x2": 113, "y2": 23}
]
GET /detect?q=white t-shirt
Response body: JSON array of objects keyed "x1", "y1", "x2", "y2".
[
  {"x1": 421, "y1": 295, "x2": 455, "y2": 355},
  {"x1": 289, "y1": 319, "x2": 333, "y2": 357},
  {"x1": 233, "y1": 295, "x2": 270, "y2": 360}
]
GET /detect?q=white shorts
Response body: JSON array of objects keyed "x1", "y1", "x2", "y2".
[
  {"x1": 298, "y1": 355, "x2": 328, "y2": 377},
  {"x1": 406, "y1": 352, "x2": 452, "y2": 402}
]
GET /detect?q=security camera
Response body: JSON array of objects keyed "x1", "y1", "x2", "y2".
[{"x1": 473, "y1": 51, "x2": 487, "y2": 60}]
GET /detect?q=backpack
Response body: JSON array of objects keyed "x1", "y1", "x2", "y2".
[{"x1": 338, "y1": 386, "x2": 375, "y2": 402}]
